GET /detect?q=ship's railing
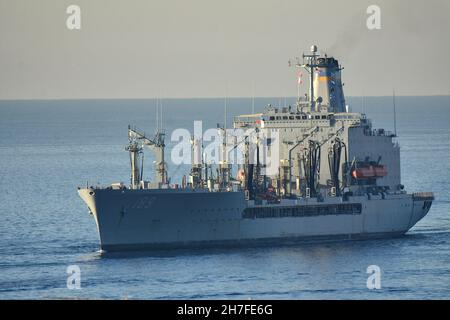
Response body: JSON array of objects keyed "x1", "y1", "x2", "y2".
[
  {"x1": 370, "y1": 129, "x2": 395, "y2": 137},
  {"x1": 412, "y1": 192, "x2": 434, "y2": 201},
  {"x1": 233, "y1": 119, "x2": 257, "y2": 127}
]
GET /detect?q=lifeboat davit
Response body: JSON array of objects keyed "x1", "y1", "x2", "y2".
[{"x1": 352, "y1": 165, "x2": 387, "y2": 179}]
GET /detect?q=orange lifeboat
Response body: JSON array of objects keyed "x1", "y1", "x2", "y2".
[
  {"x1": 352, "y1": 166, "x2": 375, "y2": 179},
  {"x1": 352, "y1": 165, "x2": 387, "y2": 179},
  {"x1": 373, "y1": 165, "x2": 387, "y2": 177}
]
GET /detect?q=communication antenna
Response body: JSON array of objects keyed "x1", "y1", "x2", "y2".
[
  {"x1": 160, "y1": 95, "x2": 163, "y2": 130},
  {"x1": 289, "y1": 44, "x2": 319, "y2": 111},
  {"x1": 251, "y1": 83, "x2": 255, "y2": 114},
  {"x1": 252, "y1": 95, "x2": 255, "y2": 114},
  {"x1": 224, "y1": 89, "x2": 227, "y2": 129},
  {"x1": 361, "y1": 94, "x2": 365, "y2": 114},
  {"x1": 393, "y1": 89, "x2": 397, "y2": 137},
  {"x1": 155, "y1": 97, "x2": 159, "y2": 130}
]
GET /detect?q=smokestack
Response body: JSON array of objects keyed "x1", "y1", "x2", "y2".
[{"x1": 313, "y1": 57, "x2": 346, "y2": 113}]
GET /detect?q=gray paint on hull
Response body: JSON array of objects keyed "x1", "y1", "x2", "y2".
[
  {"x1": 101, "y1": 231, "x2": 407, "y2": 252},
  {"x1": 78, "y1": 188, "x2": 431, "y2": 251}
]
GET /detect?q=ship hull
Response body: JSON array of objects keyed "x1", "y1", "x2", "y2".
[{"x1": 78, "y1": 188, "x2": 432, "y2": 252}]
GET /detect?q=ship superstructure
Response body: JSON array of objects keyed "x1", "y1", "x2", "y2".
[{"x1": 78, "y1": 46, "x2": 433, "y2": 251}]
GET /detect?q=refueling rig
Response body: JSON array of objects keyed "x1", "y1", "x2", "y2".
[{"x1": 78, "y1": 45, "x2": 433, "y2": 251}]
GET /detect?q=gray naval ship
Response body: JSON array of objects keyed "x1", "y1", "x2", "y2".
[{"x1": 78, "y1": 45, "x2": 433, "y2": 251}]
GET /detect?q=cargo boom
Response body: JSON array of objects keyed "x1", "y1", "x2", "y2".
[{"x1": 78, "y1": 46, "x2": 433, "y2": 251}]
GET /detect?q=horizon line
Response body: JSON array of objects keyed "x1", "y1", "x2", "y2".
[{"x1": 1, "y1": 94, "x2": 450, "y2": 102}]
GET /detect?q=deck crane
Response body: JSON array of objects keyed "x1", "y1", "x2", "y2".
[{"x1": 127, "y1": 125, "x2": 167, "y2": 188}]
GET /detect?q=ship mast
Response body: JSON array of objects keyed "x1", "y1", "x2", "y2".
[
  {"x1": 303, "y1": 45, "x2": 319, "y2": 110},
  {"x1": 290, "y1": 45, "x2": 319, "y2": 112}
]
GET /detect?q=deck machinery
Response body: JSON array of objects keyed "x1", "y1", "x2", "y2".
[{"x1": 78, "y1": 46, "x2": 433, "y2": 251}]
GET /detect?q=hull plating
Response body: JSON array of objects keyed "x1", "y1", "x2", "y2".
[{"x1": 78, "y1": 188, "x2": 431, "y2": 252}]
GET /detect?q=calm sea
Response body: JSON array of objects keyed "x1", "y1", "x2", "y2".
[{"x1": 0, "y1": 96, "x2": 449, "y2": 299}]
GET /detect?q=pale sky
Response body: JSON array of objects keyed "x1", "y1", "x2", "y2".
[{"x1": 1, "y1": 0, "x2": 450, "y2": 99}]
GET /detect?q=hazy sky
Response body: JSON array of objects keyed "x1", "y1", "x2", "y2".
[{"x1": 1, "y1": 0, "x2": 450, "y2": 99}]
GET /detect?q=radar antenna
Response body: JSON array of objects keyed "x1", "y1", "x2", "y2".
[{"x1": 289, "y1": 45, "x2": 320, "y2": 111}]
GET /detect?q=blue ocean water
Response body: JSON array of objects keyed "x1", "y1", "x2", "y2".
[{"x1": 0, "y1": 96, "x2": 449, "y2": 299}]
